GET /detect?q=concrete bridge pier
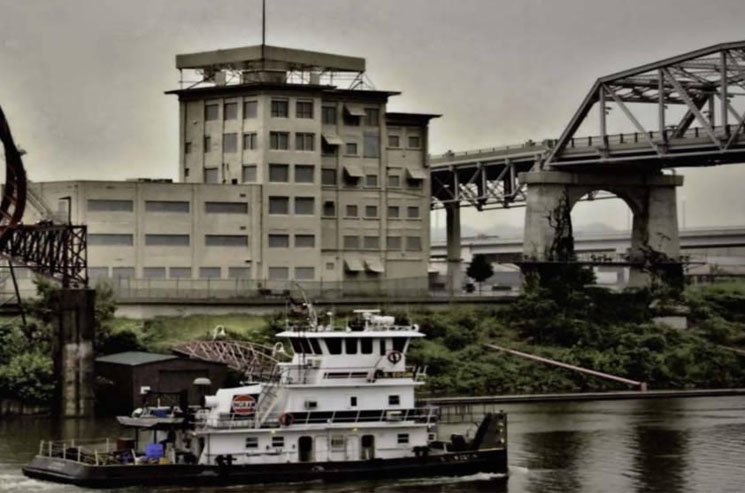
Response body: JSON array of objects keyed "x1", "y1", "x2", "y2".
[
  {"x1": 51, "y1": 288, "x2": 96, "y2": 417},
  {"x1": 445, "y1": 202, "x2": 463, "y2": 295},
  {"x1": 521, "y1": 171, "x2": 683, "y2": 287}
]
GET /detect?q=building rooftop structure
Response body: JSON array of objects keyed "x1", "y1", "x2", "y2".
[{"x1": 95, "y1": 351, "x2": 177, "y2": 367}]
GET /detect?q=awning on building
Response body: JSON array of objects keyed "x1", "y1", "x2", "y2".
[
  {"x1": 344, "y1": 103, "x2": 366, "y2": 117},
  {"x1": 322, "y1": 133, "x2": 344, "y2": 146},
  {"x1": 343, "y1": 162, "x2": 364, "y2": 178},
  {"x1": 364, "y1": 257, "x2": 385, "y2": 273},
  {"x1": 344, "y1": 258, "x2": 364, "y2": 272},
  {"x1": 406, "y1": 168, "x2": 428, "y2": 180},
  {"x1": 428, "y1": 266, "x2": 440, "y2": 274}
]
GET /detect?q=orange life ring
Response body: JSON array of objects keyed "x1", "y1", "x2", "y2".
[
  {"x1": 387, "y1": 350, "x2": 403, "y2": 364},
  {"x1": 278, "y1": 413, "x2": 294, "y2": 427}
]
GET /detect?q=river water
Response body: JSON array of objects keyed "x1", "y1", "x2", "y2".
[{"x1": 2, "y1": 395, "x2": 745, "y2": 492}]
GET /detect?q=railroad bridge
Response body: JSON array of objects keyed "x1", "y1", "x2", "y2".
[{"x1": 430, "y1": 41, "x2": 745, "y2": 291}]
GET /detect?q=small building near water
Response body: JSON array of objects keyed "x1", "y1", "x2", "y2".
[{"x1": 95, "y1": 351, "x2": 229, "y2": 415}]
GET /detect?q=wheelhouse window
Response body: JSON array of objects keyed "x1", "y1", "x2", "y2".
[
  {"x1": 345, "y1": 338, "x2": 358, "y2": 355},
  {"x1": 389, "y1": 395, "x2": 400, "y2": 406},
  {"x1": 308, "y1": 338, "x2": 323, "y2": 354},
  {"x1": 325, "y1": 338, "x2": 342, "y2": 355},
  {"x1": 392, "y1": 337, "x2": 408, "y2": 353},
  {"x1": 361, "y1": 338, "x2": 373, "y2": 354}
]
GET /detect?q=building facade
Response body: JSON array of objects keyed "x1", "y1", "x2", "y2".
[{"x1": 30, "y1": 45, "x2": 438, "y2": 297}]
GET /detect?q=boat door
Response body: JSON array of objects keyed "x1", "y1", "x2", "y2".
[
  {"x1": 361, "y1": 434, "x2": 375, "y2": 460},
  {"x1": 299, "y1": 436, "x2": 314, "y2": 462},
  {"x1": 346, "y1": 435, "x2": 359, "y2": 461},
  {"x1": 314, "y1": 436, "x2": 328, "y2": 461}
]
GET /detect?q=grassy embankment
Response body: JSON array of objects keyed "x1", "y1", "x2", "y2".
[{"x1": 106, "y1": 281, "x2": 745, "y2": 397}]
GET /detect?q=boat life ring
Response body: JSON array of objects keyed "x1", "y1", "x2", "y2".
[
  {"x1": 387, "y1": 350, "x2": 403, "y2": 364},
  {"x1": 278, "y1": 413, "x2": 294, "y2": 427}
]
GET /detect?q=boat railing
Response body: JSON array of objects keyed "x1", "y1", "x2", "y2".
[{"x1": 36, "y1": 438, "x2": 129, "y2": 466}]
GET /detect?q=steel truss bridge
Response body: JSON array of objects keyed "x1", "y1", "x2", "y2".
[{"x1": 431, "y1": 40, "x2": 745, "y2": 210}]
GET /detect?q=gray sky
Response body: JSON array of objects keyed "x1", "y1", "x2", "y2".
[{"x1": 2, "y1": 0, "x2": 745, "y2": 234}]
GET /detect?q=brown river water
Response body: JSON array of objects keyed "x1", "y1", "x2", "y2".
[{"x1": 2, "y1": 395, "x2": 745, "y2": 492}]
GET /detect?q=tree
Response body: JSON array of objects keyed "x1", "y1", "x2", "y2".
[{"x1": 466, "y1": 255, "x2": 494, "y2": 293}]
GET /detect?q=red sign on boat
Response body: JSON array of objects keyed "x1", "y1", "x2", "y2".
[{"x1": 231, "y1": 394, "x2": 257, "y2": 416}]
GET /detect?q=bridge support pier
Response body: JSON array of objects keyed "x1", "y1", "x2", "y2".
[
  {"x1": 51, "y1": 288, "x2": 96, "y2": 417},
  {"x1": 445, "y1": 202, "x2": 463, "y2": 295},
  {"x1": 521, "y1": 171, "x2": 683, "y2": 287}
]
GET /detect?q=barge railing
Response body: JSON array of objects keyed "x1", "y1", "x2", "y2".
[{"x1": 35, "y1": 438, "x2": 134, "y2": 466}]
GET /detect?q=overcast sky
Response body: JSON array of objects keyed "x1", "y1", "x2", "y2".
[{"x1": 2, "y1": 0, "x2": 745, "y2": 235}]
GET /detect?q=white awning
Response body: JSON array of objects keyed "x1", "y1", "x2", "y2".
[
  {"x1": 364, "y1": 258, "x2": 385, "y2": 273},
  {"x1": 343, "y1": 162, "x2": 364, "y2": 178},
  {"x1": 344, "y1": 103, "x2": 366, "y2": 117},
  {"x1": 344, "y1": 258, "x2": 364, "y2": 272},
  {"x1": 406, "y1": 168, "x2": 427, "y2": 180},
  {"x1": 322, "y1": 133, "x2": 344, "y2": 146}
]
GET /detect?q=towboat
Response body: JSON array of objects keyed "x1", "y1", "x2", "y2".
[{"x1": 23, "y1": 307, "x2": 507, "y2": 488}]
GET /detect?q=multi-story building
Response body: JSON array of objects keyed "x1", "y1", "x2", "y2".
[{"x1": 30, "y1": 45, "x2": 438, "y2": 297}]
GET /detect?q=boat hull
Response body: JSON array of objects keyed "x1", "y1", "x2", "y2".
[{"x1": 23, "y1": 448, "x2": 507, "y2": 488}]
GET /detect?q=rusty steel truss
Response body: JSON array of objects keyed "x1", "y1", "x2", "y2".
[{"x1": 172, "y1": 340, "x2": 288, "y2": 381}]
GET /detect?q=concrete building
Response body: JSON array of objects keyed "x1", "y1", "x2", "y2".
[{"x1": 30, "y1": 45, "x2": 438, "y2": 298}]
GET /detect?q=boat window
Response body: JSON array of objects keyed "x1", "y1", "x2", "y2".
[
  {"x1": 299, "y1": 338, "x2": 313, "y2": 354},
  {"x1": 361, "y1": 338, "x2": 373, "y2": 354},
  {"x1": 379, "y1": 338, "x2": 387, "y2": 355},
  {"x1": 272, "y1": 436, "x2": 284, "y2": 448},
  {"x1": 245, "y1": 437, "x2": 258, "y2": 448},
  {"x1": 345, "y1": 338, "x2": 358, "y2": 355},
  {"x1": 388, "y1": 395, "x2": 400, "y2": 406},
  {"x1": 392, "y1": 337, "x2": 407, "y2": 353},
  {"x1": 330, "y1": 435, "x2": 346, "y2": 450},
  {"x1": 288, "y1": 338, "x2": 303, "y2": 353},
  {"x1": 309, "y1": 338, "x2": 323, "y2": 354},
  {"x1": 326, "y1": 338, "x2": 342, "y2": 354},
  {"x1": 397, "y1": 433, "x2": 409, "y2": 444},
  {"x1": 350, "y1": 396, "x2": 357, "y2": 407}
]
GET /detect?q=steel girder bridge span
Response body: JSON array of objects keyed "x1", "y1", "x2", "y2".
[{"x1": 431, "y1": 40, "x2": 745, "y2": 290}]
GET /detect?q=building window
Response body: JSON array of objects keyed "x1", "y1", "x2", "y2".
[
  {"x1": 200, "y1": 267, "x2": 221, "y2": 279},
  {"x1": 408, "y1": 135, "x2": 421, "y2": 148},
  {"x1": 223, "y1": 133, "x2": 238, "y2": 153},
  {"x1": 268, "y1": 267, "x2": 289, "y2": 280},
  {"x1": 364, "y1": 174, "x2": 378, "y2": 187},
  {"x1": 295, "y1": 267, "x2": 315, "y2": 280},
  {"x1": 270, "y1": 132, "x2": 290, "y2": 150},
  {"x1": 242, "y1": 164, "x2": 257, "y2": 182},
  {"x1": 243, "y1": 132, "x2": 257, "y2": 150},
  {"x1": 205, "y1": 202, "x2": 248, "y2": 214},
  {"x1": 407, "y1": 206, "x2": 420, "y2": 219},
  {"x1": 204, "y1": 167, "x2": 219, "y2": 183},
  {"x1": 406, "y1": 236, "x2": 422, "y2": 252},
  {"x1": 364, "y1": 108, "x2": 379, "y2": 126},
  {"x1": 272, "y1": 436, "x2": 285, "y2": 448},
  {"x1": 143, "y1": 267, "x2": 166, "y2": 279},
  {"x1": 204, "y1": 135, "x2": 212, "y2": 153},
  {"x1": 205, "y1": 235, "x2": 249, "y2": 247},
  {"x1": 364, "y1": 236, "x2": 379, "y2": 249},
  {"x1": 271, "y1": 99, "x2": 288, "y2": 118},
  {"x1": 245, "y1": 437, "x2": 258, "y2": 448},
  {"x1": 363, "y1": 132, "x2": 380, "y2": 158},
  {"x1": 365, "y1": 205, "x2": 378, "y2": 218},
  {"x1": 145, "y1": 201, "x2": 189, "y2": 213},
  {"x1": 389, "y1": 395, "x2": 400, "y2": 406},
  {"x1": 322, "y1": 106, "x2": 337, "y2": 125},
  {"x1": 296, "y1": 101, "x2": 313, "y2": 119},
  {"x1": 269, "y1": 163, "x2": 289, "y2": 182},
  {"x1": 89, "y1": 267, "x2": 109, "y2": 279},
  {"x1": 224, "y1": 102, "x2": 238, "y2": 120},
  {"x1": 243, "y1": 100, "x2": 257, "y2": 119},
  {"x1": 205, "y1": 104, "x2": 219, "y2": 121},
  {"x1": 228, "y1": 267, "x2": 250, "y2": 279},
  {"x1": 326, "y1": 262, "x2": 334, "y2": 270},
  {"x1": 112, "y1": 267, "x2": 135, "y2": 279},
  {"x1": 388, "y1": 174, "x2": 400, "y2": 187},
  {"x1": 322, "y1": 169, "x2": 337, "y2": 186},
  {"x1": 345, "y1": 204, "x2": 358, "y2": 217},
  {"x1": 397, "y1": 434, "x2": 409, "y2": 444},
  {"x1": 388, "y1": 206, "x2": 400, "y2": 218},
  {"x1": 268, "y1": 234, "x2": 290, "y2": 248},
  {"x1": 184, "y1": 142, "x2": 192, "y2": 154},
  {"x1": 88, "y1": 234, "x2": 133, "y2": 246},
  {"x1": 145, "y1": 234, "x2": 190, "y2": 246},
  {"x1": 170, "y1": 267, "x2": 191, "y2": 279},
  {"x1": 323, "y1": 201, "x2": 336, "y2": 217},
  {"x1": 345, "y1": 142, "x2": 358, "y2": 155},
  {"x1": 294, "y1": 197, "x2": 315, "y2": 215},
  {"x1": 296, "y1": 133, "x2": 315, "y2": 151},
  {"x1": 343, "y1": 111, "x2": 360, "y2": 126},
  {"x1": 387, "y1": 236, "x2": 401, "y2": 250},
  {"x1": 295, "y1": 165, "x2": 314, "y2": 183},
  {"x1": 344, "y1": 236, "x2": 359, "y2": 249},
  {"x1": 295, "y1": 234, "x2": 315, "y2": 248},
  {"x1": 388, "y1": 135, "x2": 400, "y2": 148},
  {"x1": 269, "y1": 196, "x2": 289, "y2": 214},
  {"x1": 87, "y1": 199, "x2": 133, "y2": 212}
]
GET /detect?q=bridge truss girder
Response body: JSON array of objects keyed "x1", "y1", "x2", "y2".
[{"x1": 545, "y1": 41, "x2": 745, "y2": 168}]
